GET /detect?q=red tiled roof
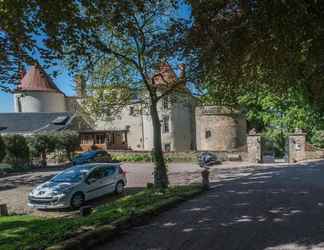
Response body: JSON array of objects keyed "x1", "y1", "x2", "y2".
[{"x1": 16, "y1": 65, "x2": 63, "y2": 94}]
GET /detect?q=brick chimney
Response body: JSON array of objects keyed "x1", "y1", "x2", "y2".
[{"x1": 75, "y1": 74, "x2": 86, "y2": 98}]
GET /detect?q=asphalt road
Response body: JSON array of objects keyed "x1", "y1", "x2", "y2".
[{"x1": 96, "y1": 160, "x2": 324, "y2": 250}]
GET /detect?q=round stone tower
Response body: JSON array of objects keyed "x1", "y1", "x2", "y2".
[
  {"x1": 195, "y1": 106, "x2": 247, "y2": 151},
  {"x1": 14, "y1": 65, "x2": 66, "y2": 113}
]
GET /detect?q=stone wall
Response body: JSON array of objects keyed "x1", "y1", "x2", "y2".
[
  {"x1": 195, "y1": 106, "x2": 247, "y2": 151},
  {"x1": 305, "y1": 150, "x2": 324, "y2": 160},
  {"x1": 288, "y1": 133, "x2": 306, "y2": 163},
  {"x1": 247, "y1": 134, "x2": 262, "y2": 163},
  {"x1": 108, "y1": 150, "x2": 246, "y2": 162}
]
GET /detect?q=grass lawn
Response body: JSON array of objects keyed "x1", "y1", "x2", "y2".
[{"x1": 0, "y1": 185, "x2": 202, "y2": 250}]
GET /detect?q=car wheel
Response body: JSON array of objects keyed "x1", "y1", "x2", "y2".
[
  {"x1": 70, "y1": 192, "x2": 85, "y2": 209},
  {"x1": 115, "y1": 181, "x2": 125, "y2": 194}
]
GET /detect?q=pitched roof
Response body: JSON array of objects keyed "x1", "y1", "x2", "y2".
[
  {"x1": 16, "y1": 65, "x2": 64, "y2": 94},
  {"x1": 0, "y1": 112, "x2": 73, "y2": 134}
]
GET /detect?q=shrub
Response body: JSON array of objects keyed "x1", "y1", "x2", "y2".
[
  {"x1": 55, "y1": 131, "x2": 80, "y2": 160},
  {"x1": 3, "y1": 134, "x2": 30, "y2": 167},
  {"x1": 0, "y1": 135, "x2": 5, "y2": 162},
  {"x1": 28, "y1": 133, "x2": 57, "y2": 167},
  {"x1": 311, "y1": 130, "x2": 324, "y2": 148}
]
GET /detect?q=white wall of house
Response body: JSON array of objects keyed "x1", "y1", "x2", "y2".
[
  {"x1": 94, "y1": 104, "x2": 144, "y2": 150},
  {"x1": 172, "y1": 102, "x2": 193, "y2": 151}
]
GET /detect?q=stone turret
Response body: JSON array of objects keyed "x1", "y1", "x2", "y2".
[{"x1": 195, "y1": 106, "x2": 247, "y2": 151}]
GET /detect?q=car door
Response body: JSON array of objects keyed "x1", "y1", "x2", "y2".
[
  {"x1": 84, "y1": 167, "x2": 106, "y2": 200},
  {"x1": 101, "y1": 166, "x2": 117, "y2": 194}
]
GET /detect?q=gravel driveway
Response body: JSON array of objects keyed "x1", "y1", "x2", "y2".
[
  {"x1": 0, "y1": 163, "x2": 203, "y2": 216},
  {"x1": 95, "y1": 160, "x2": 324, "y2": 250}
]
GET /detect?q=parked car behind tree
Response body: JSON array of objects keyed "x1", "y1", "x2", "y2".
[{"x1": 72, "y1": 150, "x2": 112, "y2": 166}]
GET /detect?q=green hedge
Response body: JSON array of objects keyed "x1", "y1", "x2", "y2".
[
  {"x1": 0, "y1": 131, "x2": 79, "y2": 169},
  {"x1": 111, "y1": 152, "x2": 197, "y2": 163}
]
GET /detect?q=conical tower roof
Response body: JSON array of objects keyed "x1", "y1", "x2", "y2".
[{"x1": 16, "y1": 65, "x2": 64, "y2": 94}]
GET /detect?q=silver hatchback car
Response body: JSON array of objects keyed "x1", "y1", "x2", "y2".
[{"x1": 28, "y1": 163, "x2": 127, "y2": 209}]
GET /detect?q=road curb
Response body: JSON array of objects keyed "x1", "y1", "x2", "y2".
[{"x1": 46, "y1": 188, "x2": 205, "y2": 250}]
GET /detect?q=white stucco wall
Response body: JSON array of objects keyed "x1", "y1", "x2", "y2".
[
  {"x1": 142, "y1": 97, "x2": 193, "y2": 152},
  {"x1": 172, "y1": 102, "x2": 193, "y2": 151},
  {"x1": 94, "y1": 104, "x2": 144, "y2": 150},
  {"x1": 14, "y1": 92, "x2": 66, "y2": 113},
  {"x1": 89, "y1": 93, "x2": 195, "y2": 152}
]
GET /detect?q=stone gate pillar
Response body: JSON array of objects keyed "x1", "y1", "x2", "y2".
[
  {"x1": 288, "y1": 129, "x2": 306, "y2": 163},
  {"x1": 247, "y1": 129, "x2": 262, "y2": 163}
]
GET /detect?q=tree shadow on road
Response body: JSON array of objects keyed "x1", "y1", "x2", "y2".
[{"x1": 105, "y1": 161, "x2": 324, "y2": 250}]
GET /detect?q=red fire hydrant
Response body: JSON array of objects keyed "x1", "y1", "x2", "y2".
[{"x1": 201, "y1": 168, "x2": 210, "y2": 190}]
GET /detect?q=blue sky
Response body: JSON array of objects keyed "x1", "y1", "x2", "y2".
[{"x1": 0, "y1": 3, "x2": 191, "y2": 113}]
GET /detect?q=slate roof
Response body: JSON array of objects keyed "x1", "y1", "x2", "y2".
[
  {"x1": 16, "y1": 65, "x2": 64, "y2": 94},
  {"x1": 0, "y1": 112, "x2": 74, "y2": 134}
]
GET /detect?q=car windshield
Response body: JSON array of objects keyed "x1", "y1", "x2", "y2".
[{"x1": 51, "y1": 166, "x2": 90, "y2": 183}]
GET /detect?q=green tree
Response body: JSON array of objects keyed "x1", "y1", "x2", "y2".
[
  {"x1": 186, "y1": 0, "x2": 324, "y2": 110},
  {"x1": 310, "y1": 131, "x2": 324, "y2": 148},
  {"x1": 3, "y1": 134, "x2": 29, "y2": 167},
  {"x1": 28, "y1": 133, "x2": 57, "y2": 167},
  {"x1": 1, "y1": 0, "x2": 186, "y2": 188},
  {"x1": 72, "y1": 1, "x2": 187, "y2": 189},
  {"x1": 0, "y1": 135, "x2": 6, "y2": 162},
  {"x1": 56, "y1": 131, "x2": 80, "y2": 161}
]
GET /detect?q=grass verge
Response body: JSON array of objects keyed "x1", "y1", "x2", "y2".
[{"x1": 0, "y1": 185, "x2": 202, "y2": 250}]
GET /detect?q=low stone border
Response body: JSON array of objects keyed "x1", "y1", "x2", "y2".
[
  {"x1": 47, "y1": 188, "x2": 204, "y2": 250},
  {"x1": 0, "y1": 183, "x2": 16, "y2": 191}
]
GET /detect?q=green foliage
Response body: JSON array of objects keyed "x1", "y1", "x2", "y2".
[
  {"x1": 0, "y1": 135, "x2": 5, "y2": 162},
  {"x1": 0, "y1": 185, "x2": 202, "y2": 250},
  {"x1": 84, "y1": 84, "x2": 134, "y2": 120},
  {"x1": 242, "y1": 86, "x2": 324, "y2": 156},
  {"x1": 3, "y1": 134, "x2": 29, "y2": 167},
  {"x1": 0, "y1": 132, "x2": 79, "y2": 168},
  {"x1": 239, "y1": 86, "x2": 323, "y2": 133},
  {"x1": 28, "y1": 133, "x2": 57, "y2": 167},
  {"x1": 112, "y1": 153, "x2": 153, "y2": 162},
  {"x1": 310, "y1": 130, "x2": 324, "y2": 148},
  {"x1": 187, "y1": 1, "x2": 324, "y2": 109},
  {"x1": 55, "y1": 131, "x2": 80, "y2": 160}
]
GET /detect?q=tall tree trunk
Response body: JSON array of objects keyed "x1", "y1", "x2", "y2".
[
  {"x1": 150, "y1": 100, "x2": 169, "y2": 189},
  {"x1": 41, "y1": 151, "x2": 47, "y2": 167}
]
